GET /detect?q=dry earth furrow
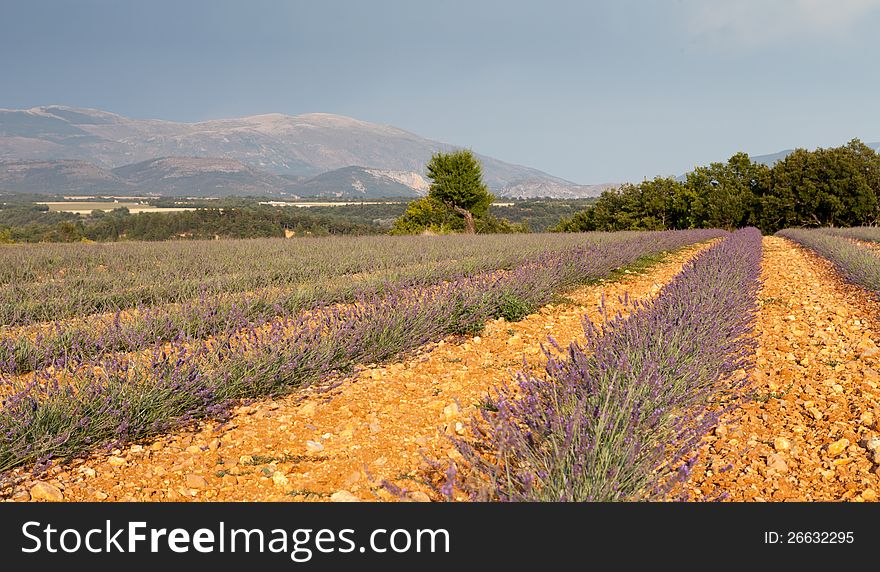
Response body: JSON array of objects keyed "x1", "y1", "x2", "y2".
[
  {"x1": 851, "y1": 238, "x2": 880, "y2": 254},
  {"x1": 5, "y1": 241, "x2": 714, "y2": 502},
  {"x1": 688, "y1": 237, "x2": 880, "y2": 502}
]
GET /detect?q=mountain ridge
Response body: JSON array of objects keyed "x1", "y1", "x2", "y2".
[{"x1": 0, "y1": 105, "x2": 604, "y2": 198}]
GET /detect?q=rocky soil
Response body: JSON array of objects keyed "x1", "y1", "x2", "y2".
[{"x1": 688, "y1": 237, "x2": 880, "y2": 501}]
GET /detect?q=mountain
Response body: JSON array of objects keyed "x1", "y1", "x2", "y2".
[
  {"x1": 287, "y1": 166, "x2": 427, "y2": 199},
  {"x1": 0, "y1": 159, "x2": 131, "y2": 194},
  {"x1": 0, "y1": 105, "x2": 601, "y2": 198},
  {"x1": 501, "y1": 179, "x2": 617, "y2": 199},
  {"x1": 0, "y1": 158, "x2": 430, "y2": 198},
  {"x1": 111, "y1": 157, "x2": 290, "y2": 197}
]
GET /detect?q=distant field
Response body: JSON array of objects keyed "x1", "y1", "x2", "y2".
[
  {"x1": 260, "y1": 201, "x2": 515, "y2": 207},
  {"x1": 37, "y1": 201, "x2": 198, "y2": 214},
  {"x1": 260, "y1": 200, "x2": 402, "y2": 208}
]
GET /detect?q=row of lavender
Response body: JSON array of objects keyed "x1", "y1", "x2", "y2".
[
  {"x1": 819, "y1": 226, "x2": 880, "y2": 244},
  {"x1": 776, "y1": 228, "x2": 880, "y2": 294},
  {"x1": 3, "y1": 232, "x2": 629, "y2": 325},
  {"x1": 1, "y1": 232, "x2": 661, "y2": 376},
  {"x1": 449, "y1": 228, "x2": 762, "y2": 501},
  {"x1": 0, "y1": 229, "x2": 721, "y2": 475}
]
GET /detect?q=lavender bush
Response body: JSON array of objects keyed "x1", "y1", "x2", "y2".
[
  {"x1": 777, "y1": 228, "x2": 880, "y2": 294},
  {"x1": 0, "y1": 229, "x2": 721, "y2": 475},
  {"x1": 450, "y1": 228, "x2": 762, "y2": 501}
]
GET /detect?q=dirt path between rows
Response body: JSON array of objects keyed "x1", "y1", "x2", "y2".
[
  {"x1": 688, "y1": 237, "x2": 880, "y2": 501},
  {"x1": 6, "y1": 241, "x2": 713, "y2": 502}
]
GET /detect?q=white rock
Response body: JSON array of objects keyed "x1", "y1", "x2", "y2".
[
  {"x1": 79, "y1": 466, "x2": 97, "y2": 478},
  {"x1": 773, "y1": 437, "x2": 790, "y2": 452},
  {"x1": 766, "y1": 453, "x2": 788, "y2": 473},
  {"x1": 443, "y1": 403, "x2": 460, "y2": 420},
  {"x1": 330, "y1": 490, "x2": 361, "y2": 502},
  {"x1": 406, "y1": 491, "x2": 431, "y2": 502},
  {"x1": 30, "y1": 482, "x2": 64, "y2": 501},
  {"x1": 185, "y1": 474, "x2": 208, "y2": 489},
  {"x1": 272, "y1": 471, "x2": 289, "y2": 488}
]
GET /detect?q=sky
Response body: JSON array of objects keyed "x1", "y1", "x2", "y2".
[{"x1": 1, "y1": 0, "x2": 879, "y2": 184}]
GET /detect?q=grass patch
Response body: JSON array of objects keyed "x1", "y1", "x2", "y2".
[
  {"x1": 286, "y1": 489, "x2": 330, "y2": 499},
  {"x1": 600, "y1": 253, "x2": 669, "y2": 283},
  {"x1": 239, "y1": 453, "x2": 317, "y2": 466},
  {"x1": 753, "y1": 383, "x2": 795, "y2": 403}
]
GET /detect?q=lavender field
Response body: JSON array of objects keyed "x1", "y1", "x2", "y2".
[
  {"x1": 819, "y1": 226, "x2": 880, "y2": 244},
  {"x1": 6, "y1": 228, "x2": 880, "y2": 505},
  {"x1": 0, "y1": 230, "x2": 721, "y2": 476},
  {"x1": 3, "y1": 232, "x2": 642, "y2": 325}
]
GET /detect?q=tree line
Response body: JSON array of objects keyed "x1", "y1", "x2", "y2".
[
  {"x1": 0, "y1": 194, "x2": 594, "y2": 243},
  {"x1": 0, "y1": 205, "x2": 380, "y2": 243},
  {"x1": 553, "y1": 139, "x2": 880, "y2": 234}
]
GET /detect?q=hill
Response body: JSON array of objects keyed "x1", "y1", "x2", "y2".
[
  {"x1": 287, "y1": 166, "x2": 427, "y2": 198},
  {"x1": 0, "y1": 159, "x2": 131, "y2": 194},
  {"x1": 0, "y1": 105, "x2": 600, "y2": 197},
  {"x1": 111, "y1": 157, "x2": 290, "y2": 197}
]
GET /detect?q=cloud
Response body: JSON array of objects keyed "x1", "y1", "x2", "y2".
[{"x1": 684, "y1": 0, "x2": 880, "y2": 49}]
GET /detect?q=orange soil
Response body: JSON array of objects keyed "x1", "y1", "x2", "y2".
[{"x1": 687, "y1": 237, "x2": 880, "y2": 501}]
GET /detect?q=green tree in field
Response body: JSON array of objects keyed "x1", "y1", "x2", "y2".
[
  {"x1": 426, "y1": 150, "x2": 493, "y2": 234},
  {"x1": 391, "y1": 195, "x2": 459, "y2": 234},
  {"x1": 392, "y1": 149, "x2": 495, "y2": 234}
]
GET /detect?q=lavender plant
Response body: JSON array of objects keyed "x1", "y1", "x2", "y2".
[
  {"x1": 777, "y1": 228, "x2": 880, "y2": 294},
  {"x1": 819, "y1": 226, "x2": 880, "y2": 244},
  {"x1": 0, "y1": 229, "x2": 722, "y2": 475},
  {"x1": 450, "y1": 228, "x2": 762, "y2": 501}
]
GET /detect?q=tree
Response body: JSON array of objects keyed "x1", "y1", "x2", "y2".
[
  {"x1": 391, "y1": 150, "x2": 503, "y2": 234},
  {"x1": 390, "y1": 196, "x2": 459, "y2": 234},
  {"x1": 552, "y1": 177, "x2": 689, "y2": 232},
  {"x1": 425, "y1": 150, "x2": 493, "y2": 234},
  {"x1": 761, "y1": 139, "x2": 880, "y2": 230},
  {"x1": 685, "y1": 152, "x2": 767, "y2": 230}
]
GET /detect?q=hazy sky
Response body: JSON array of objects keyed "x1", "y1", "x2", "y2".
[{"x1": 2, "y1": 0, "x2": 879, "y2": 183}]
